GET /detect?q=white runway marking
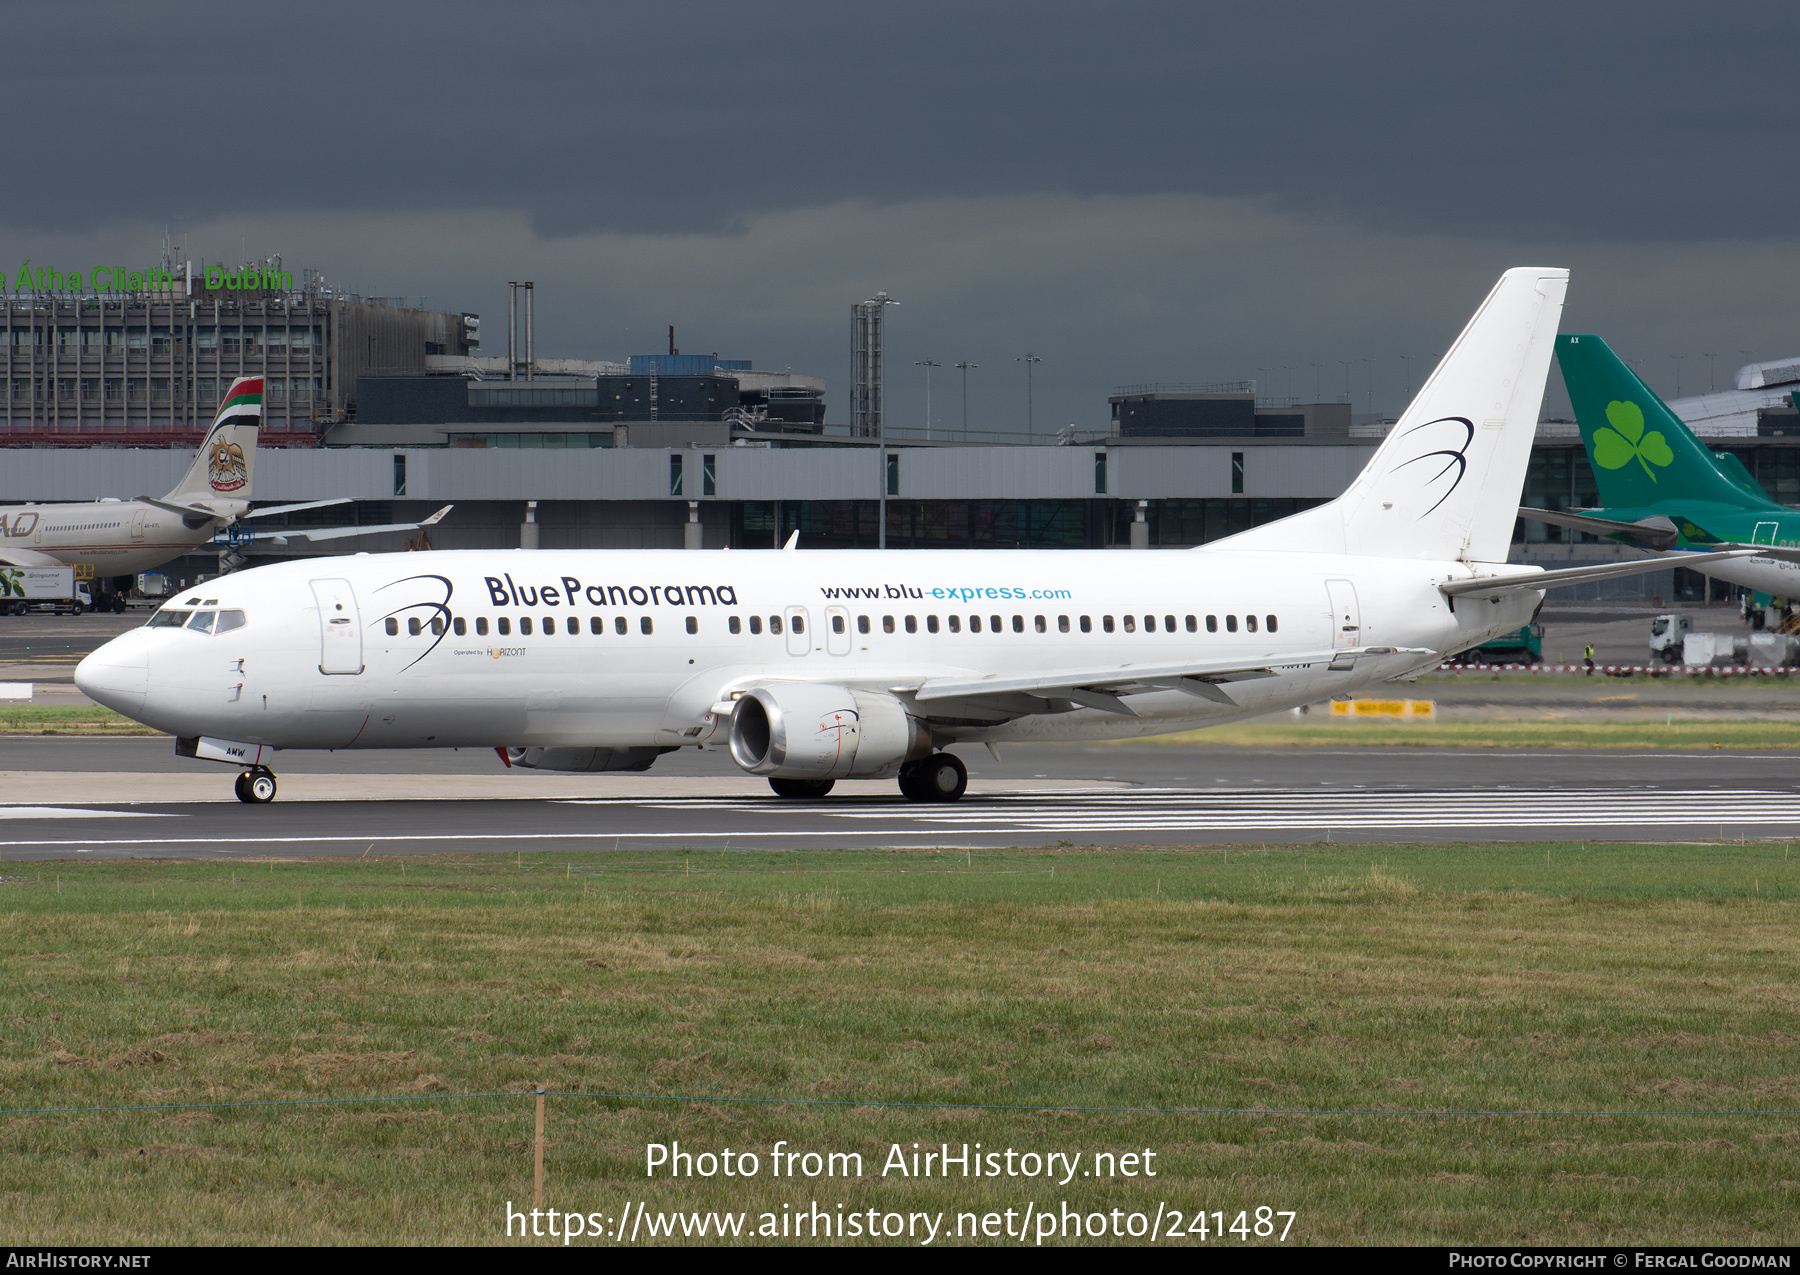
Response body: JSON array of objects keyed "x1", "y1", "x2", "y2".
[
  {"x1": 0, "y1": 806, "x2": 171, "y2": 820},
  {"x1": 592, "y1": 788, "x2": 1800, "y2": 832}
]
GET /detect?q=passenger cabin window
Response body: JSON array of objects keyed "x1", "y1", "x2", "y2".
[
  {"x1": 856, "y1": 615, "x2": 869, "y2": 635},
  {"x1": 542, "y1": 616, "x2": 554, "y2": 633},
  {"x1": 1267, "y1": 614, "x2": 1279, "y2": 632},
  {"x1": 1246, "y1": 615, "x2": 1258, "y2": 633},
  {"x1": 385, "y1": 617, "x2": 399, "y2": 636},
  {"x1": 790, "y1": 615, "x2": 804, "y2": 634},
  {"x1": 1080, "y1": 616, "x2": 1092, "y2": 633},
  {"x1": 832, "y1": 614, "x2": 846, "y2": 634},
  {"x1": 1057, "y1": 615, "x2": 1069, "y2": 632},
  {"x1": 1143, "y1": 615, "x2": 1155, "y2": 632},
  {"x1": 1165, "y1": 615, "x2": 1176, "y2": 631},
  {"x1": 729, "y1": 616, "x2": 742, "y2": 634},
  {"x1": 614, "y1": 616, "x2": 627, "y2": 635},
  {"x1": 749, "y1": 615, "x2": 762, "y2": 635},
  {"x1": 1226, "y1": 615, "x2": 1238, "y2": 632},
  {"x1": 1034, "y1": 615, "x2": 1046, "y2": 633},
  {"x1": 641, "y1": 617, "x2": 654, "y2": 634},
  {"x1": 565, "y1": 617, "x2": 577, "y2": 635},
  {"x1": 1185, "y1": 615, "x2": 1197, "y2": 632},
  {"x1": 904, "y1": 615, "x2": 916, "y2": 633},
  {"x1": 1123, "y1": 615, "x2": 1136, "y2": 633},
  {"x1": 1102, "y1": 616, "x2": 1115, "y2": 633},
  {"x1": 969, "y1": 615, "x2": 981, "y2": 633},
  {"x1": 770, "y1": 616, "x2": 783, "y2": 635},
  {"x1": 927, "y1": 615, "x2": 940, "y2": 633},
  {"x1": 433, "y1": 618, "x2": 446, "y2": 636},
  {"x1": 454, "y1": 617, "x2": 467, "y2": 636},
  {"x1": 476, "y1": 617, "x2": 489, "y2": 636},
  {"x1": 685, "y1": 616, "x2": 698, "y2": 634},
  {"x1": 1012, "y1": 615, "x2": 1024, "y2": 633},
  {"x1": 408, "y1": 618, "x2": 421, "y2": 636},
  {"x1": 991, "y1": 615, "x2": 1002, "y2": 632},
  {"x1": 882, "y1": 615, "x2": 895, "y2": 634},
  {"x1": 948, "y1": 615, "x2": 960, "y2": 633},
  {"x1": 520, "y1": 618, "x2": 533, "y2": 636},
  {"x1": 1206, "y1": 615, "x2": 1218, "y2": 632},
  {"x1": 498, "y1": 618, "x2": 511, "y2": 636},
  {"x1": 592, "y1": 617, "x2": 606, "y2": 634}
]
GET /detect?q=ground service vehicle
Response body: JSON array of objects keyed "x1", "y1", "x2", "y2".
[
  {"x1": 1650, "y1": 613, "x2": 1691, "y2": 663},
  {"x1": 0, "y1": 566, "x2": 93, "y2": 615}
]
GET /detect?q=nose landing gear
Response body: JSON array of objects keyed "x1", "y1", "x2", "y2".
[{"x1": 234, "y1": 767, "x2": 277, "y2": 804}]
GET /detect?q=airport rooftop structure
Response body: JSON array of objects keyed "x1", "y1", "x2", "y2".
[{"x1": 0, "y1": 258, "x2": 476, "y2": 446}]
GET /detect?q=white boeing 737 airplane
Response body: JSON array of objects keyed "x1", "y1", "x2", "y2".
[
  {"x1": 75, "y1": 269, "x2": 1757, "y2": 803},
  {"x1": 0, "y1": 375, "x2": 449, "y2": 609}
]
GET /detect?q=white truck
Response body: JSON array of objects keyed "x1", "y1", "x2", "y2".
[
  {"x1": 0, "y1": 566, "x2": 94, "y2": 616},
  {"x1": 1650, "y1": 613, "x2": 1690, "y2": 664}
]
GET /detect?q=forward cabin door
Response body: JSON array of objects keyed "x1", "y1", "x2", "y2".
[
  {"x1": 129, "y1": 509, "x2": 147, "y2": 540},
  {"x1": 1325, "y1": 578, "x2": 1361, "y2": 649},
  {"x1": 310, "y1": 578, "x2": 364, "y2": 674}
]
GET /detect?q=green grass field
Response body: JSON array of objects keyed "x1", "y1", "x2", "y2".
[
  {"x1": 1148, "y1": 719, "x2": 1800, "y2": 749},
  {"x1": 2, "y1": 843, "x2": 1796, "y2": 1245},
  {"x1": 18, "y1": 704, "x2": 1800, "y2": 748}
]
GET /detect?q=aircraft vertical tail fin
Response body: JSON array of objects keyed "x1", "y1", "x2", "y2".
[
  {"x1": 1555, "y1": 335, "x2": 1780, "y2": 513},
  {"x1": 1213, "y1": 267, "x2": 1568, "y2": 562},
  {"x1": 166, "y1": 376, "x2": 261, "y2": 508}
]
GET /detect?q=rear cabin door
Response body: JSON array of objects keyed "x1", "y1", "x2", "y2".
[
  {"x1": 129, "y1": 509, "x2": 147, "y2": 540},
  {"x1": 310, "y1": 578, "x2": 364, "y2": 674},
  {"x1": 1325, "y1": 578, "x2": 1361, "y2": 649},
  {"x1": 1753, "y1": 521, "x2": 1779, "y2": 546}
]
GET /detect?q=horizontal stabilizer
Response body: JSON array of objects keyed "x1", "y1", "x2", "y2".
[
  {"x1": 241, "y1": 498, "x2": 353, "y2": 520},
  {"x1": 232, "y1": 506, "x2": 454, "y2": 544},
  {"x1": 1516, "y1": 507, "x2": 1679, "y2": 550},
  {"x1": 1439, "y1": 550, "x2": 1757, "y2": 598},
  {"x1": 137, "y1": 495, "x2": 221, "y2": 523}
]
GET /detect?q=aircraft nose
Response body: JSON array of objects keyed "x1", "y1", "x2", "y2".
[{"x1": 75, "y1": 632, "x2": 149, "y2": 718}]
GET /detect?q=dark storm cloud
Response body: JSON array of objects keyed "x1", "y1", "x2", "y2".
[{"x1": 9, "y1": 0, "x2": 1796, "y2": 241}]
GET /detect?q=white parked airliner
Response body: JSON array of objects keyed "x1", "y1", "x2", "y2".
[
  {"x1": 0, "y1": 375, "x2": 450, "y2": 610},
  {"x1": 75, "y1": 269, "x2": 1754, "y2": 803}
]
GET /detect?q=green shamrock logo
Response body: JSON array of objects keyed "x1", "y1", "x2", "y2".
[{"x1": 1592, "y1": 400, "x2": 1674, "y2": 481}]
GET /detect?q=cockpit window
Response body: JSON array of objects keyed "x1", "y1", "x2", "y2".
[
  {"x1": 187, "y1": 611, "x2": 217, "y2": 634},
  {"x1": 183, "y1": 597, "x2": 201, "y2": 605},
  {"x1": 215, "y1": 610, "x2": 246, "y2": 634},
  {"x1": 148, "y1": 609, "x2": 193, "y2": 628}
]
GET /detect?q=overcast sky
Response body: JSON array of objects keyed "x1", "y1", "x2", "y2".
[{"x1": 7, "y1": 0, "x2": 1796, "y2": 430}]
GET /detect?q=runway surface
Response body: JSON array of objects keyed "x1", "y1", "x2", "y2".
[{"x1": 2, "y1": 737, "x2": 1797, "y2": 859}]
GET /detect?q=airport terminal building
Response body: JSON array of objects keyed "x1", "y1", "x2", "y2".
[{"x1": 3, "y1": 267, "x2": 1798, "y2": 604}]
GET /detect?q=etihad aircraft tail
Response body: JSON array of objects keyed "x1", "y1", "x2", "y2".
[
  {"x1": 1213, "y1": 267, "x2": 1568, "y2": 563},
  {"x1": 166, "y1": 376, "x2": 261, "y2": 508}
]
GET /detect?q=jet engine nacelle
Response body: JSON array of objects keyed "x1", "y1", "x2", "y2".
[
  {"x1": 728, "y1": 684, "x2": 931, "y2": 780},
  {"x1": 507, "y1": 746, "x2": 669, "y2": 772}
]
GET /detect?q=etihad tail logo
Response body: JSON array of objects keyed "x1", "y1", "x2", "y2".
[
  {"x1": 208, "y1": 438, "x2": 248, "y2": 492},
  {"x1": 1592, "y1": 401, "x2": 1673, "y2": 482}
]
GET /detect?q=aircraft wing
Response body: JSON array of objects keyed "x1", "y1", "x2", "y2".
[
  {"x1": 911, "y1": 646, "x2": 1435, "y2": 714},
  {"x1": 1439, "y1": 550, "x2": 1759, "y2": 599},
  {"x1": 0, "y1": 548, "x2": 62, "y2": 567},
  {"x1": 1516, "y1": 507, "x2": 1679, "y2": 550}
]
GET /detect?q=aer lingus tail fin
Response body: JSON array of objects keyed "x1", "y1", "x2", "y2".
[{"x1": 1556, "y1": 335, "x2": 1781, "y2": 512}]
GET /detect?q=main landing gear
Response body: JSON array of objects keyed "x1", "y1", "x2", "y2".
[
  {"x1": 764, "y1": 752, "x2": 969, "y2": 803},
  {"x1": 234, "y1": 766, "x2": 277, "y2": 804},
  {"x1": 898, "y1": 753, "x2": 967, "y2": 803}
]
